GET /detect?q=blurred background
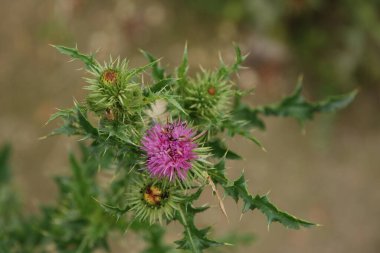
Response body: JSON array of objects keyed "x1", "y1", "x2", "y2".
[{"x1": 1, "y1": 0, "x2": 379, "y2": 252}]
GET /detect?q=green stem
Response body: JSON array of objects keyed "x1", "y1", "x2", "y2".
[{"x1": 178, "y1": 206, "x2": 198, "y2": 253}]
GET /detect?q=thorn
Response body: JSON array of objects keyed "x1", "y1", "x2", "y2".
[
  {"x1": 192, "y1": 130, "x2": 207, "y2": 141},
  {"x1": 207, "y1": 175, "x2": 229, "y2": 223}
]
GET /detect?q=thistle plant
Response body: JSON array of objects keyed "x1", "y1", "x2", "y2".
[{"x1": 0, "y1": 44, "x2": 356, "y2": 253}]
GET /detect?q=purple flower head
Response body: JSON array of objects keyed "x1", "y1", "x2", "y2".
[{"x1": 142, "y1": 121, "x2": 198, "y2": 181}]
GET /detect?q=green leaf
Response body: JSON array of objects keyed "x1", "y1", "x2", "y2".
[
  {"x1": 249, "y1": 195, "x2": 316, "y2": 229},
  {"x1": 234, "y1": 81, "x2": 357, "y2": 128},
  {"x1": 175, "y1": 205, "x2": 224, "y2": 253},
  {"x1": 222, "y1": 174, "x2": 250, "y2": 204},
  {"x1": 209, "y1": 162, "x2": 315, "y2": 229},
  {"x1": 232, "y1": 103, "x2": 265, "y2": 130},
  {"x1": 75, "y1": 104, "x2": 98, "y2": 137},
  {"x1": 231, "y1": 44, "x2": 247, "y2": 73},
  {"x1": 95, "y1": 199, "x2": 129, "y2": 221},
  {"x1": 223, "y1": 120, "x2": 265, "y2": 150},
  {"x1": 167, "y1": 97, "x2": 188, "y2": 115},
  {"x1": 237, "y1": 131, "x2": 266, "y2": 152},
  {"x1": 217, "y1": 44, "x2": 247, "y2": 79},
  {"x1": 69, "y1": 153, "x2": 91, "y2": 211},
  {"x1": 209, "y1": 160, "x2": 229, "y2": 186},
  {"x1": 140, "y1": 50, "x2": 165, "y2": 81},
  {"x1": 208, "y1": 139, "x2": 242, "y2": 160},
  {"x1": 45, "y1": 108, "x2": 82, "y2": 137},
  {"x1": 127, "y1": 61, "x2": 158, "y2": 77},
  {"x1": 177, "y1": 43, "x2": 188, "y2": 80},
  {"x1": 52, "y1": 45, "x2": 99, "y2": 73},
  {"x1": 0, "y1": 143, "x2": 11, "y2": 185},
  {"x1": 257, "y1": 84, "x2": 357, "y2": 125},
  {"x1": 149, "y1": 79, "x2": 176, "y2": 94},
  {"x1": 316, "y1": 89, "x2": 358, "y2": 113}
]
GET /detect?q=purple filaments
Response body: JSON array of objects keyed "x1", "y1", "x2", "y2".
[{"x1": 142, "y1": 121, "x2": 198, "y2": 181}]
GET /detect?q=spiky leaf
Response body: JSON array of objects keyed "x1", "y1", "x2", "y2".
[
  {"x1": 140, "y1": 50, "x2": 165, "y2": 81},
  {"x1": 208, "y1": 139, "x2": 241, "y2": 160},
  {"x1": 175, "y1": 205, "x2": 224, "y2": 253},
  {"x1": 75, "y1": 104, "x2": 98, "y2": 138},
  {"x1": 167, "y1": 97, "x2": 188, "y2": 115},
  {"x1": 149, "y1": 79, "x2": 176, "y2": 94},
  {"x1": 52, "y1": 45, "x2": 99, "y2": 73},
  {"x1": 177, "y1": 44, "x2": 189, "y2": 80},
  {"x1": 234, "y1": 82, "x2": 357, "y2": 129},
  {"x1": 209, "y1": 161, "x2": 315, "y2": 229},
  {"x1": 249, "y1": 195, "x2": 316, "y2": 229}
]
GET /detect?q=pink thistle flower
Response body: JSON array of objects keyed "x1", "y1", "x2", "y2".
[{"x1": 142, "y1": 121, "x2": 198, "y2": 181}]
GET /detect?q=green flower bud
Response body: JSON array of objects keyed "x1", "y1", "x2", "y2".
[
  {"x1": 183, "y1": 71, "x2": 234, "y2": 129},
  {"x1": 127, "y1": 177, "x2": 182, "y2": 224},
  {"x1": 84, "y1": 58, "x2": 147, "y2": 122}
]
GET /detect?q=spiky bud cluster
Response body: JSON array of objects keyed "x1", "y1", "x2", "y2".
[
  {"x1": 84, "y1": 59, "x2": 147, "y2": 122},
  {"x1": 183, "y1": 71, "x2": 234, "y2": 128},
  {"x1": 127, "y1": 177, "x2": 182, "y2": 224}
]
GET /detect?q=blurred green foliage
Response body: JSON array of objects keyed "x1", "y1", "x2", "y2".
[{"x1": 168, "y1": 0, "x2": 380, "y2": 96}]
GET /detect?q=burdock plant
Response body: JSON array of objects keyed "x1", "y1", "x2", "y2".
[{"x1": 0, "y1": 44, "x2": 356, "y2": 253}]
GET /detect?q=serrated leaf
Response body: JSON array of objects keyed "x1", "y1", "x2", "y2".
[
  {"x1": 316, "y1": 89, "x2": 358, "y2": 113},
  {"x1": 238, "y1": 131, "x2": 266, "y2": 151},
  {"x1": 222, "y1": 174, "x2": 249, "y2": 203},
  {"x1": 128, "y1": 61, "x2": 158, "y2": 77},
  {"x1": 217, "y1": 44, "x2": 247, "y2": 79},
  {"x1": 234, "y1": 82, "x2": 357, "y2": 129},
  {"x1": 75, "y1": 105, "x2": 98, "y2": 137},
  {"x1": 177, "y1": 44, "x2": 188, "y2": 80},
  {"x1": 256, "y1": 84, "x2": 357, "y2": 125},
  {"x1": 52, "y1": 45, "x2": 99, "y2": 73},
  {"x1": 44, "y1": 106, "x2": 99, "y2": 140},
  {"x1": 209, "y1": 163, "x2": 315, "y2": 230},
  {"x1": 223, "y1": 120, "x2": 265, "y2": 150},
  {"x1": 149, "y1": 79, "x2": 176, "y2": 93},
  {"x1": 185, "y1": 187, "x2": 204, "y2": 203},
  {"x1": 232, "y1": 104, "x2": 266, "y2": 130},
  {"x1": 175, "y1": 205, "x2": 224, "y2": 253},
  {"x1": 69, "y1": 153, "x2": 90, "y2": 211},
  {"x1": 95, "y1": 199, "x2": 129, "y2": 221},
  {"x1": 249, "y1": 195, "x2": 315, "y2": 229},
  {"x1": 140, "y1": 50, "x2": 165, "y2": 81},
  {"x1": 208, "y1": 139, "x2": 242, "y2": 160},
  {"x1": 210, "y1": 160, "x2": 229, "y2": 186},
  {"x1": 231, "y1": 44, "x2": 247, "y2": 73}
]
